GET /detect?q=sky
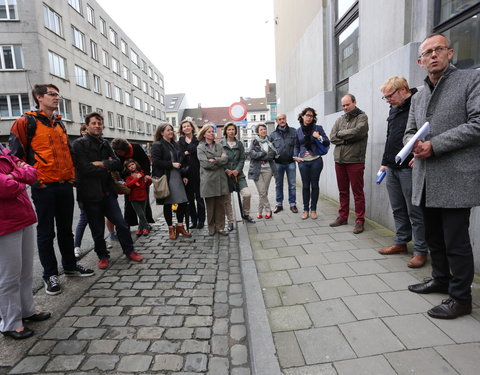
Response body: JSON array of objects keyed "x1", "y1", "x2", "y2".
[{"x1": 96, "y1": 0, "x2": 276, "y2": 108}]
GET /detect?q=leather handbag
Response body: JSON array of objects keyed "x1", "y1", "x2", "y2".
[{"x1": 152, "y1": 175, "x2": 170, "y2": 199}]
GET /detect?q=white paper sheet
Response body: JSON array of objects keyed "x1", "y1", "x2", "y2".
[{"x1": 395, "y1": 122, "x2": 430, "y2": 165}]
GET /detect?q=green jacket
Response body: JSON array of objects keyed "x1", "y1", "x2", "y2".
[
  {"x1": 197, "y1": 141, "x2": 229, "y2": 198},
  {"x1": 220, "y1": 139, "x2": 248, "y2": 192}
]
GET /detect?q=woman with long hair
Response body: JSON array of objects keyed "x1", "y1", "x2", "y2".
[
  {"x1": 178, "y1": 119, "x2": 206, "y2": 229},
  {"x1": 293, "y1": 107, "x2": 330, "y2": 219},
  {"x1": 197, "y1": 124, "x2": 230, "y2": 235},
  {"x1": 248, "y1": 124, "x2": 277, "y2": 219},
  {"x1": 151, "y1": 123, "x2": 191, "y2": 240}
]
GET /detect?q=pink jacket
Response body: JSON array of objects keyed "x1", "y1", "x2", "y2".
[{"x1": 0, "y1": 146, "x2": 37, "y2": 236}]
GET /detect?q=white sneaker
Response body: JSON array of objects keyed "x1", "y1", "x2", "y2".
[{"x1": 74, "y1": 247, "x2": 81, "y2": 258}]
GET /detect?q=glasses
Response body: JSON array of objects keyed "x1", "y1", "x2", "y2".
[
  {"x1": 419, "y1": 46, "x2": 450, "y2": 58},
  {"x1": 45, "y1": 92, "x2": 62, "y2": 98},
  {"x1": 382, "y1": 89, "x2": 398, "y2": 101},
  {"x1": 304, "y1": 114, "x2": 314, "y2": 118}
]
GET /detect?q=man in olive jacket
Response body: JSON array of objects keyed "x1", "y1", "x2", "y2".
[
  {"x1": 405, "y1": 34, "x2": 480, "y2": 319},
  {"x1": 329, "y1": 94, "x2": 369, "y2": 234}
]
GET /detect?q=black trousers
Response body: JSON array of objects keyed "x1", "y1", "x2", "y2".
[{"x1": 422, "y1": 205, "x2": 473, "y2": 303}]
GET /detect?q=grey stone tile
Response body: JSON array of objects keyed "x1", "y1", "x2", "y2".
[
  {"x1": 324, "y1": 251, "x2": 357, "y2": 264},
  {"x1": 288, "y1": 267, "x2": 324, "y2": 284},
  {"x1": 258, "y1": 271, "x2": 292, "y2": 288},
  {"x1": 383, "y1": 314, "x2": 454, "y2": 349},
  {"x1": 261, "y1": 238, "x2": 288, "y2": 249},
  {"x1": 277, "y1": 245, "x2": 307, "y2": 257},
  {"x1": 277, "y1": 284, "x2": 320, "y2": 305},
  {"x1": 117, "y1": 339, "x2": 150, "y2": 354},
  {"x1": 51, "y1": 340, "x2": 88, "y2": 355},
  {"x1": 340, "y1": 318, "x2": 404, "y2": 356},
  {"x1": 435, "y1": 343, "x2": 480, "y2": 375},
  {"x1": 378, "y1": 271, "x2": 424, "y2": 290},
  {"x1": 253, "y1": 249, "x2": 279, "y2": 260},
  {"x1": 342, "y1": 294, "x2": 397, "y2": 320},
  {"x1": 347, "y1": 260, "x2": 389, "y2": 275},
  {"x1": 318, "y1": 263, "x2": 356, "y2": 279},
  {"x1": 345, "y1": 275, "x2": 392, "y2": 294},
  {"x1": 295, "y1": 327, "x2": 356, "y2": 364},
  {"x1": 231, "y1": 344, "x2": 248, "y2": 365},
  {"x1": 385, "y1": 348, "x2": 457, "y2": 374},
  {"x1": 116, "y1": 354, "x2": 153, "y2": 372},
  {"x1": 326, "y1": 240, "x2": 358, "y2": 251},
  {"x1": 312, "y1": 279, "x2": 357, "y2": 300},
  {"x1": 262, "y1": 287, "x2": 282, "y2": 308},
  {"x1": 268, "y1": 257, "x2": 300, "y2": 271},
  {"x1": 379, "y1": 290, "x2": 434, "y2": 314},
  {"x1": 8, "y1": 356, "x2": 49, "y2": 374},
  {"x1": 81, "y1": 354, "x2": 119, "y2": 371},
  {"x1": 184, "y1": 353, "x2": 208, "y2": 372},
  {"x1": 427, "y1": 315, "x2": 480, "y2": 343},
  {"x1": 353, "y1": 238, "x2": 386, "y2": 249},
  {"x1": 376, "y1": 257, "x2": 411, "y2": 272},
  {"x1": 306, "y1": 234, "x2": 335, "y2": 243},
  {"x1": 283, "y1": 363, "x2": 337, "y2": 375},
  {"x1": 87, "y1": 340, "x2": 118, "y2": 354},
  {"x1": 330, "y1": 232, "x2": 357, "y2": 241},
  {"x1": 45, "y1": 355, "x2": 84, "y2": 371},
  {"x1": 305, "y1": 299, "x2": 356, "y2": 327},
  {"x1": 303, "y1": 242, "x2": 335, "y2": 253},
  {"x1": 296, "y1": 253, "x2": 330, "y2": 267},
  {"x1": 285, "y1": 237, "x2": 312, "y2": 246},
  {"x1": 334, "y1": 355, "x2": 396, "y2": 375},
  {"x1": 208, "y1": 357, "x2": 229, "y2": 375},
  {"x1": 349, "y1": 248, "x2": 386, "y2": 261},
  {"x1": 268, "y1": 305, "x2": 312, "y2": 332}
]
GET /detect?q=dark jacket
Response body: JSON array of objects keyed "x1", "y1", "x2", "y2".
[
  {"x1": 116, "y1": 143, "x2": 151, "y2": 176},
  {"x1": 270, "y1": 124, "x2": 296, "y2": 164},
  {"x1": 248, "y1": 137, "x2": 277, "y2": 181},
  {"x1": 72, "y1": 134, "x2": 122, "y2": 202},
  {"x1": 178, "y1": 135, "x2": 200, "y2": 182},
  {"x1": 220, "y1": 138, "x2": 248, "y2": 192},
  {"x1": 293, "y1": 124, "x2": 330, "y2": 158},
  {"x1": 382, "y1": 89, "x2": 417, "y2": 168}
]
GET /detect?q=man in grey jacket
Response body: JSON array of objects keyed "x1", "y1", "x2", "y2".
[{"x1": 405, "y1": 33, "x2": 480, "y2": 319}]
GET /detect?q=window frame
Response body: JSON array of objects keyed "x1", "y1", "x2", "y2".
[
  {"x1": 109, "y1": 27, "x2": 118, "y2": 47},
  {"x1": 93, "y1": 74, "x2": 101, "y2": 94},
  {"x1": 43, "y1": 4, "x2": 63, "y2": 36},
  {"x1": 74, "y1": 65, "x2": 89, "y2": 89},
  {"x1": 105, "y1": 81, "x2": 112, "y2": 98},
  {"x1": 90, "y1": 39, "x2": 98, "y2": 61},
  {"x1": 0, "y1": 93, "x2": 29, "y2": 118},
  {"x1": 0, "y1": 44, "x2": 23, "y2": 70},
  {"x1": 0, "y1": 0, "x2": 18, "y2": 20},
  {"x1": 71, "y1": 25, "x2": 86, "y2": 53},
  {"x1": 68, "y1": 0, "x2": 82, "y2": 14},
  {"x1": 86, "y1": 4, "x2": 95, "y2": 26},
  {"x1": 48, "y1": 50, "x2": 67, "y2": 79}
]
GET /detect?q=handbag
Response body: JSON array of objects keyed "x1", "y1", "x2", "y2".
[
  {"x1": 152, "y1": 174, "x2": 170, "y2": 199},
  {"x1": 111, "y1": 171, "x2": 131, "y2": 195},
  {"x1": 315, "y1": 138, "x2": 330, "y2": 156}
]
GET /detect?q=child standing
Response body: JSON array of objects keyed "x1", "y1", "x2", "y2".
[{"x1": 124, "y1": 159, "x2": 152, "y2": 235}]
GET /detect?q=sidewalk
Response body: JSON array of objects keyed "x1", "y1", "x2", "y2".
[{"x1": 246, "y1": 181, "x2": 480, "y2": 374}]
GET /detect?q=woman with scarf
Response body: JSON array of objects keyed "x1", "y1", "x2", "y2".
[
  {"x1": 248, "y1": 124, "x2": 277, "y2": 219},
  {"x1": 151, "y1": 123, "x2": 191, "y2": 240},
  {"x1": 293, "y1": 107, "x2": 330, "y2": 220}
]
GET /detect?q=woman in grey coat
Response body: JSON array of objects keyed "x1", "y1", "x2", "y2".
[
  {"x1": 197, "y1": 124, "x2": 230, "y2": 236},
  {"x1": 248, "y1": 124, "x2": 277, "y2": 219}
]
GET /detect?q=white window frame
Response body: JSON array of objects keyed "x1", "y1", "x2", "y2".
[
  {"x1": 105, "y1": 81, "x2": 112, "y2": 98},
  {"x1": 74, "y1": 65, "x2": 89, "y2": 88},
  {"x1": 0, "y1": 93, "x2": 29, "y2": 118},
  {"x1": 124, "y1": 91, "x2": 132, "y2": 106},
  {"x1": 58, "y1": 98, "x2": 72, "y2": 121},
  {"x1": 68, "y1": 0, "x2": 82, "y2": 14},
  {"x1": 86, "y1": 4, "x2": 94, "y2": 26},
  {"x1": 122, "y1": 65, "x2": 129, "y2": 81},
  {"x1": 111, "y1": 56, "x2": 120, "y2": 75},
  {"x1": 102, "y1": 50, "x2": 109, "y2": 68},
  {"x1": 136, "y1": 119, "x2": 144, "y2": 133},
  {"x1": 132, "y1": 73, "x2": 140, "y2": 88},
  {"x1": 0, "y1": 0, "x2": 18, "y2": 20},
  {"x1": 0, "y1": 45, "x2": 23, "y2": 70},
  {"x1": 142, "y1": 80, "x2": 148, "y2": 93},
  {"x1": 99, "y1": 17, "x2": 106, "y2": 36},
  {"x1": 109, "y1": 27, "x2": 118, "y2": 46},
  {"x1": 93, "y1": 74, "x2": 101, "y2": 94},
  {"x1": 90, "y1": 39, "x2": 98, "y2": 61},
  {"x1": 134, "y1": 96, "x2": 141, "y2": 111},
  {"x1": 43, "y1": 5, "x2": 62, "y2": 36},
  {"x1": 130, "y1": 49, "x2": 139, "y2": 66},
  {"x1": 144, "y1": 101, "x2": 149, "y2": 114},
  {"x1": 113, "y1": 86, "x2": 122, "y2": 103},
  {"x1": 127, "y1": 117, "x2": 134, "y2": 131},
  {"x1": 107, "y1": 111, "x2": 114, "y2": 129},
  {"x1": 117, "y1": 114, "x2": 124, "y2": 130},
  {"x1": 71, "y1": 25, "x2": 86, "y2": 52},
  {"x1": 154, "y1": 72, "x2": 158, "y2": 84},
  {"x1": 121, "y1": 39, "x2": 128, "y2": 55},
  {"x1": 48, "y1": 50, "x2": 66, "y2": 78},
  {"x1": 79, "y1": 103, "x2": 92, "y2": 121}
]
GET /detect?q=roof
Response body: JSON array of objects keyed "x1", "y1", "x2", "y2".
[
  {"x1": 182, "y1": 106, "x2": 232, "y2": 127},
  {"x1": 165, "y1": 93, "x2": 185, "y2": 112},
  {"x1": 240, "y1": 97, "x2": 268, "y2": 112}
]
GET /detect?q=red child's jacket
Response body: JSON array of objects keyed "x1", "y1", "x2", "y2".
[{"x1": 125, "y1": 171, "x2": 152, "y2": 201}]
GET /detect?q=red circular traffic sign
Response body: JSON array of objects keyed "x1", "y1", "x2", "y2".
[{"x1": 228, "y1": 102, "x2": 247, "y2": 121}]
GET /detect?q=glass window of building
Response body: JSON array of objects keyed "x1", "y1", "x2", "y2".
[
  {"x1": 154, "y1": 72, "x2": 159, "y2": 84},
  {"x1": 154, "y1": 90, "x2": 159, "y2": 101},
  {"x1": 0, "y1": 0, "x2": 18, "y2": 20},
  {"x1": 71, "y1": 26, "x2": 86, "y2": 52},
  {"x1": 130, "y1": 49, "x2": 139, "y2": 66},
  {"x1": 117, "y1": 114, "x2": 124, "y2": 130},
  {"x1": 337, "y1": 0, "x2": 356, "y2": 19},
  {"x1": 0, "y1": 93, "x2": 29, "y2": 118},
  {"x1": 112, "y1": 56, "x2": 120, "y2": 74},
  {"x1": 159, "y1": 77, "x2": 164, "y2": 88},
  {"x1": 109, "y1": 27, "x2": 118, "y2": 46},
  {"x1": 122, "y1": 65, "x2": 130, "y2": 81},
  {"x1": 260, "y1": 114, "x2": 266, "y2": 121},
  {"x1": 114, "y1": 86, "x2": 122, "y2": 102},
  {"x1": 132, "y1": 73, "x2": 140, "y2": 88},
  {"x1": 150, "y1": 104, "x2": 155, "y2": 117},
  {"x1": 105, "y1": 81, "x2": 112, "y2": 98},
  {"x1": 121, "y1": 39, "x2": 128, "y2": 55},
  {"x1": 79, "y1": 103, "x2": 92, "y2": 121},
  {"x1": 136, "y1": 119, "x2": 144, "y2": 133},
  {"x1": 102, "y1": 50, "x2": 109, "y2": 68},
  {"x1": 48, "y1": 51, "x2": 66, "y2": 78},
  {"x1": 127, "y1": 117, "x2": 134, "y2": 131},
  {"x1": 141, "y1": 59, "x2": 147, "y2": 72},
  {"x1": 58, "y1": 98, "x2": 72, "y2": 121},
  {"x1": 43, "y1": 5, "x2": 62, "y2": 36},
  {"x1": 68, "y1": 0, "x2": 82, "y2": 14},
  {"x1": 125, "y1": 91, "x2": 132, "y2": 106},
  {"x1": 160, "y1": 94, "x2": 165, "y2": 105},
  {"x1": 0, "y1": 45, "x2": 23, "y2": 70},
  {"x1": 134, "y1": 96, "x2": 142, "y2": 111},
  {"x1": 148, "y1": 66, "x2": 153, "y2": 78},
  {"x1": 86, "y1": 4, "x2": 94, "y2": 26},
  {"x1": 99, "y1": 17, "x2": 106, "y2": 36},
  {"x1": 434, "y1": 1, "x2": 480, "y2": 69},
  {"x1": 107, "y1": 111, "x2": 114, "y2": 128},
  {"x1": 75, "y1": 65, "x2": 89, "y2": 88},
  {"x1": 90, "y1": 40, "x2": 98, "y2": 60},
  {"x1": 142, "y1": 80, "x2": 148, "y2": 93},
  {"x1": 93, "y1": 74, "x2": 101, "y2": 93},
  {"x1": 144, "y1": 101, "x2": 149, "y2": 113}
]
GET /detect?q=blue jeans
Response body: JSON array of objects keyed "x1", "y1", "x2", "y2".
[
  {"x1": 386, "y1": 168, "x2": 428, "y2": 255},
  {"x1": 275, "y1": 162, "x2": 296, "y2": 206},
  {"x1": 82, "y1": 194, "x2": 134, "y2": 259},
  {"x1": 74, "y1": 208, "x2": 88, "y2": 248},
  {"x1": 298, "y1": 158, "x2": 323, "y2": 212},
  {"x1": 31, "y1": 182, "x2": 77, "y2": 278}
]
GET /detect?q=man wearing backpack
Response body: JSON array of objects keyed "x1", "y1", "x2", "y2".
[{"x1": 9, "y1": 84, "x2": 94, "y2": 296}]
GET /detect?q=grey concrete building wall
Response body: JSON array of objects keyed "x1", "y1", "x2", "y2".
[
  {"x1": 0, "y1": 0, "x2": 165, "y2": 144},
  {"x1": 274, "y1": 0, "x2": 480, "y2": 272}
]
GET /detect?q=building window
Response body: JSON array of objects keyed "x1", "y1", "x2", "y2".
[
  {"x1": 335, "y1": 1, "x2": 359, "y2": 111},
  {"x1": 127, "y1": 117, "x2": 134, "y2": 131},
  {"x1": 75, "y1": 65, "x2": 89, "y2": 88},
  {"x1": 107, "y1": 111, "x2": 114, "y2": 128},
  {"x1": 134, "y1": 96, "x2": 142, "y2": 111},
  {"x1": 0, "y1": 45, "x2": 23, "y2": 70},
  {"x1": 132, "y1": 73, "x2": 140, "y2": 88},
  {"x1": 136, "y1": 120, "x2": 144, "y2": 133},
  {"x1": 105, "y1": 81, "x2": 112, "y2": 98},
  {"x1": 0, "y1": 0, "x2": 18, "y2": 20},
  {"x1": 58, "y1": 98, "x2": 72, "y2": 121},
  {"x1": 154, "y1": 90, "x2": 159, "y2": 101},
  {"x1": 102, "y1": 50, "x2": 109, "y2": 68},
  {"x1": 251, "y1": 114, "x2": 256, "y2": 121},
  {"x1": 141, "y1": 59, "x2": 147, "y2": 72},
  {"x1": 79, "y1": 103, "x2": 92, "y2": 121},
  {"x1": 68, "y1": 0, "x2": 82, "y2": 14},
  {"x1": 71, "y1": 26, "x2": 86, "y2": 52},
  {"x1": 146, "y1": 122, "x2": 151, "y2": 135},
  {"x1": 43, "y1": 5, "x2": 62, "y2": 36},
  {"x1": 0, "y1": 93, "x2": 29, "y2": 118},
  {"x1": 109, "y1": 27, "x2": 118, "y2": 46},
  {"x1": 434, "y1": 1, "x2": 480, "y2": 69},
  {"x1": 150, "y1": 104, "x2": 155, "y2": 117},
  {"x1": 148, "y1": 66, "x2": 153, "y2": 78},
  {"x1": 124, "y1": 91, "x2": 131, "y2": 106},
  {"x1": 48, "y1": 51, "x2": 66, "y2": 78},
  {"x1": 171, "y1": 117, "x2": 177, "y2": 127},
  {"x1": 154, "y1": 72, "x2": 158, "y2": 84},
  {"x1": 114, "y1": 86, "x2": 122, "y2": 103},
  {"x1": 159, "y1": 77, "x2": 164, "y2": 88},
  {"x1": 260, "y1": 114, "x2": 266, "y2": 121},
  {"x1": 142, "y1": 80, "x2": 148, "y2": 93},
  {"x1": 111, "y1": 57, "x2": 120, "y2": 75},
  {"x1": 122, "y1": 65, "x2": 130, "y2": 81},
  {"x1": 96, "y1": 108, "x2": 103, "y2": 114},
  {"x1": 86, "y1": 4, "x2": 94, "y2": 26},
  {"x1": 99, "y1": 17, "x2": 106, "y2": 36},
  {"x1": 144, "y1": 101, "x2": 149, "y2": 114},
  {"x1": 130, "y1": 49, "x2": 139, "y2": 65},
  {"x1": 93, "y1": 74, "x2": 101, "y2": 93},
  {"x1": 117, "y1": 114, "x2": 124, "y2": 130},
  {"x1": 90, "y1": 40, "x2": 98, "y2": 61},
  {"x1": 121, "y1": 39, "x2": 128, "y2": 55},
  {"x1": 160, "y1": 94, "x2": 165, "y2": 105}
]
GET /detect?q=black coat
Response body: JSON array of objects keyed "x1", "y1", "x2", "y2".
[
  {"x1": 72, "y1": 134, "x2": 121, "y2": 202},
  {"x1": 178, "y1": 135, "x2": 200, "y2": 183}
]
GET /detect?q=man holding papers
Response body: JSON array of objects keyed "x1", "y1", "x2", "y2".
[
  {"x1": 405, "y1": 34, "x2": 480, "y2": 319},
  {"x1": 378, "y1": 77, "x2": 428, "y2": 268}
]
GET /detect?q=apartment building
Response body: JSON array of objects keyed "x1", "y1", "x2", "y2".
[{"x1": 0, "y1": 0, "x2": 166, "y2": 143}]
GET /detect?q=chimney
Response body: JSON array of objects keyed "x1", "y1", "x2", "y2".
[{"x1": 266, "y1": 79, "x2": 270, "y2": 94}]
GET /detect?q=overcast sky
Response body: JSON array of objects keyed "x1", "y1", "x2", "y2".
[{"x1": 97, "y1": 0, "x2": 276, "y2": 107}]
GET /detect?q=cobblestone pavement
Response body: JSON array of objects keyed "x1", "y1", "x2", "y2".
[{"x1": 1, "y1": 223, "x2": 250, "y2": 374}]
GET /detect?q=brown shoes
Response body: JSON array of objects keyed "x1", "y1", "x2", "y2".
[
  {"x1": 329, "y1": 217, "x2": 348, "y2": 227},
  {"x1": 176, "y1": 224, "x2": 192, "y2": 237},
  {"x1": 301, "y1": 211, "x2": 309, "y2": 220},
  {"x1": 168, "y1": 226, "x2": 177, "y2": 240},
  {"x1": 273, "y1": 205, "x2": 283, "y2": 214},
  {"x1": 311, "y1": 211, "x2": 318, "y2": 220},
  {"x1": 353, "y1": 221, "x2": 364, "y2": 234},
  {"x1": 290, "y1": 205, "x2": 298, "y2": 213},
  {"x1": 378, "y1": 244, "x2": 407, "y2": 255},
  {"x1": 407, "y1": 254, "x2": 427, "y2": 268}
]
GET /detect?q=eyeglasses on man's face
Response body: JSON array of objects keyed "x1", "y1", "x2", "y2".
[
  {"x1": 382, "y1": 88, "x2": 398, "y2": 101},
  {"x1": 419, "y1": 46, "x2": 450, "y2": 59},
  {"x1": 45, "y1": 91, "x2": 62, "y2": 98}
]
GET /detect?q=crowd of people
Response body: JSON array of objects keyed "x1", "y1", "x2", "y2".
[{"x1": 1, "y1": 33, "x2": 479, "y2": 340}]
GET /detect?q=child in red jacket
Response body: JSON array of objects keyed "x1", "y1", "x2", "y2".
[{"x1": 124, "y1": 159, "x2": 152, "y2": 235}]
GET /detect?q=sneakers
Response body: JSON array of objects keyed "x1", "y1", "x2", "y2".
[
  {"x1": 44, "y1": 275, "x2": 61, "y2": 295},
  {"x1": 108, "y1": 232, "x2": 119, "y2": 241},
  {"x1": 64, "y1": 264, "x2": 95, "y2": 277},
  {"x1": 98, "y1": 258, "x2": 109, "y2": 269},
  {"x1": 126, "y1": 251, "x2": 143, "y2": 262},
  {"x1": 74, "y1": 247, "x2": 81, "y2": 258}
]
